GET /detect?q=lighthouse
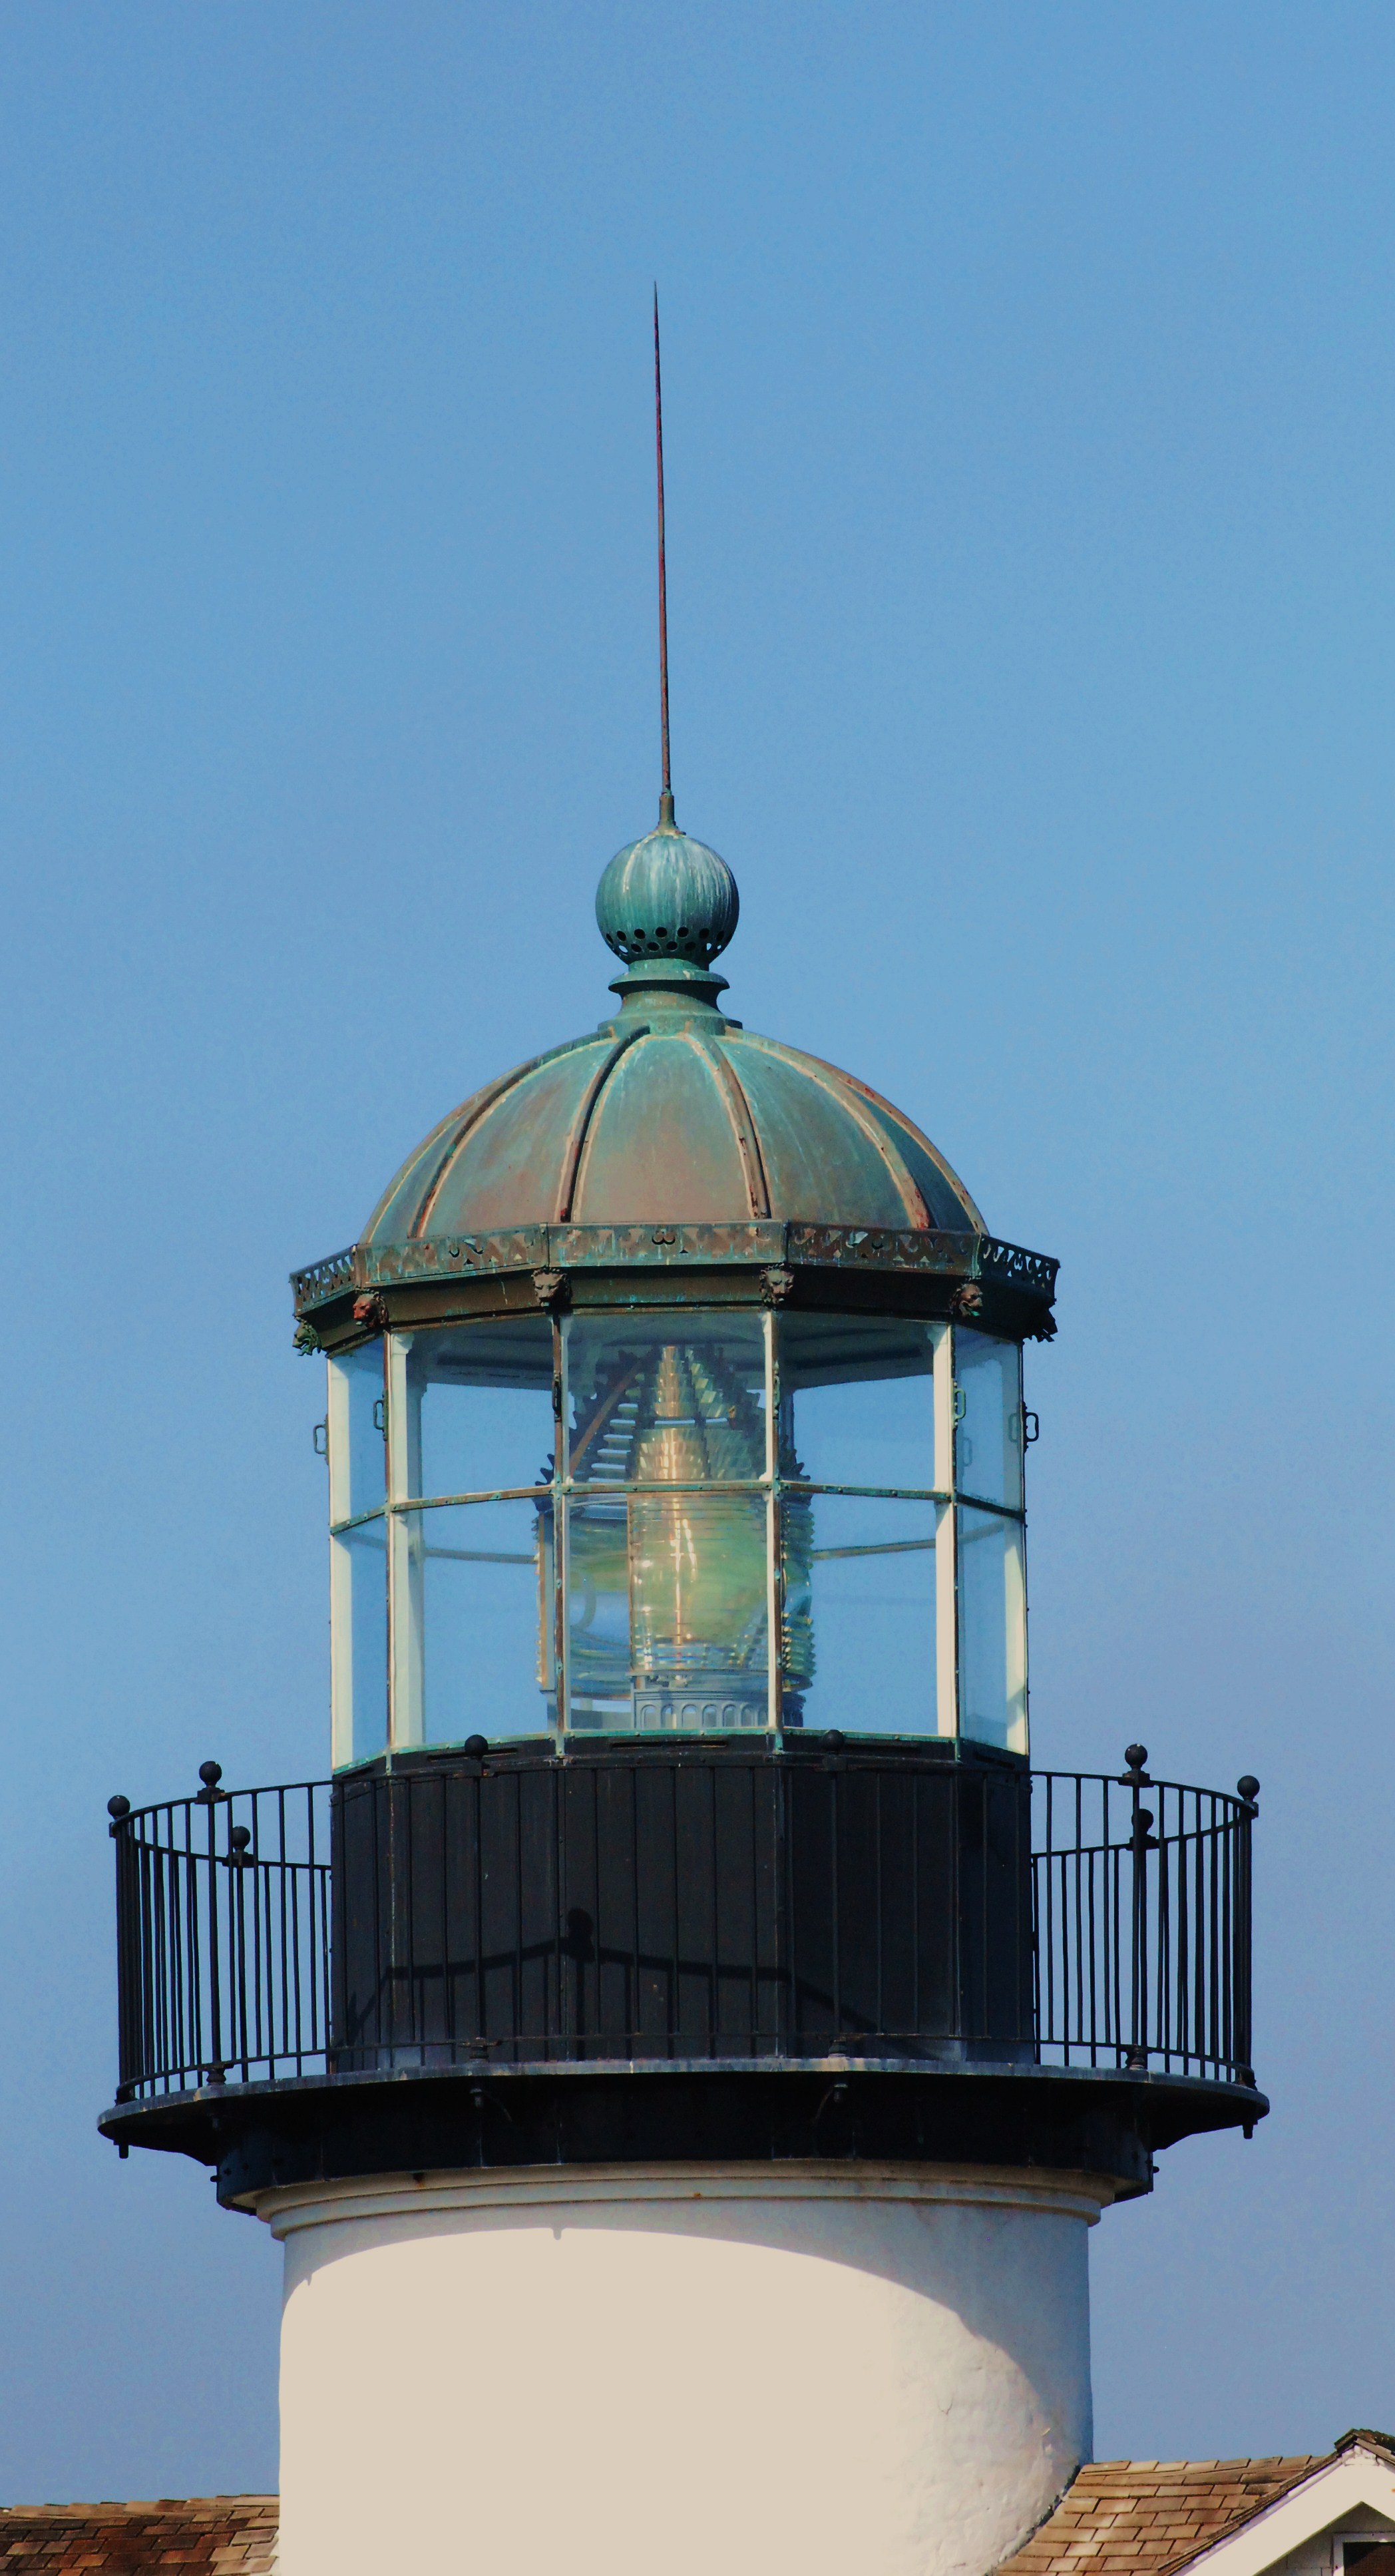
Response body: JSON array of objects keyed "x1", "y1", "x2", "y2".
[{"x1": 100, "y1": 343, "x2": 1265, "y2": 2576}]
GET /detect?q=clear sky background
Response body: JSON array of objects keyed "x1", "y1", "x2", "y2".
[{"x1": 0, "y1": 0, "x2": 1390, "y2": 2501}]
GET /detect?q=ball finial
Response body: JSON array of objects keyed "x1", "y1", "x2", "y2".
[{"x1": 595, "y1": 808, "x2": 739, "y2": 979}]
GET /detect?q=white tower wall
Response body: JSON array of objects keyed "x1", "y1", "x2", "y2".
[{"x1": 258, "y1": 2161, "x2": 1112, "y2": 2576}]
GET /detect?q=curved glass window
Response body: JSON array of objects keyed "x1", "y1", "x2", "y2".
[
  {"x1": 564, "y1": 1311, "x2": 769, "y2": 1731},
  {"x1": 777, "y1": 1315, "x2": 943, "y2": 1737},
  {"x1": 326, "y1": 1307, "x2": 1028, "y2": 1763}
]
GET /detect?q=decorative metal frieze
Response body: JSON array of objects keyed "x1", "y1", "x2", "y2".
[
  {"x1": 365, "y1": 1228, "x2": 548, "y2": 1287},
  {"x1": 976, "y1": 1239, "x2": 1060, "y2": 1298},
  {"x1": 550, "y1": 1221, "x2": 786, "y2": 1266},
  {"x1": 291, "y1": 1218, "x2": 1060, "y2": 1315},
  {"x1": 291, "y1": 1247, "x2": 357, "y2": 1310},
  {"x1": 785, "y1": 1223, "x2": 976, "y2": 1274}
]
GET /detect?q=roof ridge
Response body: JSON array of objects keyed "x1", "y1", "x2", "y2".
[{"x1": 0, "y1": 2491, "x2": 278, "y2": 2515}]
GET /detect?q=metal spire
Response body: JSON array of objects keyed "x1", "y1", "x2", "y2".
[{"x1": 654, "y1": 287, "x2": 675, "y2": 831}]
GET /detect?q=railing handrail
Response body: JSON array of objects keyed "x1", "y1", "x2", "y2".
[
  {"x1": 112, "y1": 1765, "x2": 1253, "y2": 1838},
  {"x1": 1031, "y1": 1765, "x2": 1255, "y2": 1819}
]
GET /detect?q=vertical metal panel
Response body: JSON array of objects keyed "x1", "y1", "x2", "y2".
[
  {"x1": 633, "y1": 1761, "x2": 678, "y2": 2053},
  {"x1": 594, "y1": 1761, "x2": 638, "y2": 2047},
  {"x1": 711, "y1": 1757, "x2": 755, "y2": 2049},
  {"x1": 833, "y1": 1768, "x2": 881, "y2": 2036},
  {"x1": 674, "y1": 1764, "x2": 717, "y2": 2047}
]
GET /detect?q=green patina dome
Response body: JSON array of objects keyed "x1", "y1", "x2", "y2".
[{"x1": 361, "y1": 805, "x2": 984, "y2": 1244}]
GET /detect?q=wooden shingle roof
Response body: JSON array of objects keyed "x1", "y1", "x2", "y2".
[
  {"x1": 0, "y1": 2494, "x2": 278, "y2": 2571},
  {"x1": 999, "y1": 2458, "x2": 1330, "y2": 2576}
]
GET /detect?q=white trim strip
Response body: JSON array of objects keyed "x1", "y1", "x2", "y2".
[{"x1": 254, "y1": 2161, "x2": 1117, "y2": 2237}]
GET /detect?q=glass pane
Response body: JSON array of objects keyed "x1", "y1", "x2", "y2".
[
  {"x1": 331, "y1": 1519, "x2": 388, "y2": 1764},
  {"x1": 566, "y1": 1490, "x2": 769, "y2": 1732},
  {"x1": 778, "y1": 1315, "x2": 936, "y2": 1491},
  {"x1": 567, "y1": 1311, "x2": 767, "y2": 1485},
  {"x1": 954, "y1": 1331, "x2": 1023, "y2": 1510},
  {"x1": 564, "y1": 1497, "x2": 631, "y2": 1725},
  {"x1": 411, "y1": 1499, "x2": 554, "y2": 1745},
  {"x1": 330, "y1": 1341, "x2": 386, "y2": 1520},
  {"x1": 958, "y1": 1506, "x2": 1028, "y2": 1753},
  {"x1": 782, "y1": 1492, "x2": 941, "y2": 1735},
  {"x1": 407, "y1": 1320, "x2": 554, "y2": 1501}
]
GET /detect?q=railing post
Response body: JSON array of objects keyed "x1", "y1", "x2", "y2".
[
  {"x1": 197, "y1": 1761, "x2": 227, "y2": 2083},
  {"x1": 108, "y1": 1796, "x2": 135, "y2": 2100},
  {"x1": 1233, "y1": 1774, "x2": 1259, "y2": 2088},
  {"x1": 1121, "y1": 1744, "x2": 1155, "y2": 2069}
]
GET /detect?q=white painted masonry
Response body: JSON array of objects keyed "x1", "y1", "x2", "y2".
[{"x1": 256, "y1": 2160, "x2": 1113, "y2": 2576}]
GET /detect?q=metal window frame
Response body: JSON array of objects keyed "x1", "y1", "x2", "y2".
[
  {"x1": 326, "y1": 1341, "x2": 390, "y2": 1769},
  {"x1": 948, "y1": 1325, "x2": 1028, "y2": 1757}
]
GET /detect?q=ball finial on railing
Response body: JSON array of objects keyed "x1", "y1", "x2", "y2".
[
  {"x1": 199, "y1": 1760, "x2": 222, "y2": 1789},
  {"x1": 1237, "y1": 1775, "x2": 1260, "y2": 1806},
  {"x1": 107, "y1": 1795, "x2": 130, "y2": 1823},
  {"x1": 1123, "y1": 1743, "x2": 1148, "y2": 1774}
]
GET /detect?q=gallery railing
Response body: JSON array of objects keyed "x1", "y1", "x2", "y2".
[
  {"x1": 1031, "y1": 1749, "x2": 1259, "y2": 2085},
  {"x1": 107, "y1": 1744, "x2": 1258, "y2": 2103},
  {"x1": 109, "y1": 1766, "x2": 331, "y2": 2100}
]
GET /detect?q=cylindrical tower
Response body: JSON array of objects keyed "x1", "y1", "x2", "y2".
[{"x1": 101, "y1": 804, "x2": 1265, "y2": 2576}]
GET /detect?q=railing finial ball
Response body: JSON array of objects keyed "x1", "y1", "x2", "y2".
[
  {"x1": 198, "y1": 1760, "x2": 223, "y2": 1788},
  {"x1": 1123, "y1": 1743, "x2": 1148, "y2": 1772},
  {"x1": 107, "y1": 1795, "x2": 130, "y2": 1822},
  {"x1": 1237, "y1": 1775, "x2": 1259, "y2": 1805},
  {"x1": 463, "y1": 1735, "x2": 488, "y2": 1758}
]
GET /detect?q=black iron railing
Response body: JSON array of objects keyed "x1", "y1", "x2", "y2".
[
  {"x1": 108, "y1": 1745, "x2": 1257, "y2": 2103},
  {"x1": 109, "y1": 1765, "x2": 331, "y2": 2099},
  {"x1": 1031, "y1": 1747, "x2": 1259, "y2": 2084}
]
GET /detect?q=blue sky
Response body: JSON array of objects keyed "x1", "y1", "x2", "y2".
[{"x1": 0, "y1": 0, "x2": 1390, "y2": 2498}]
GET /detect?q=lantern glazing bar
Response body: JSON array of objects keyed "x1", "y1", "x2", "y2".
[{"x1": 387, "y1": 1333, "x2": 423, "y2": 1749}]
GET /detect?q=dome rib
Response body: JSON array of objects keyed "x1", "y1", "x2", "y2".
[
  {"x1": 735, "y1": 1034, "x2": 931, "y2": 1229},
  {"x1": 366, "y1": 1054, "x2": 550, "y2": 1243},
  {"x1": 689, "y1": 1032, "x2": 771, "y2": 1219},
  {"x1": 739, "y1": 1034, "x2": 985, "y2": 1233},
  {"x1": 552, "y1": 1025, "x2": 647, "y2": 1223}
]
